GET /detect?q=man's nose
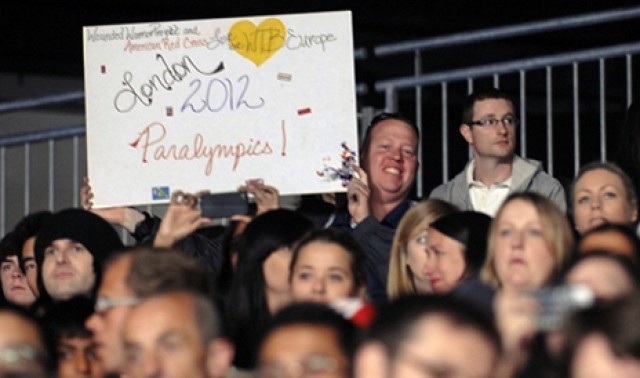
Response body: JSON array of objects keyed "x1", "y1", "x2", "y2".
[
  {"x1": 74, "y1": 351, "x2": 90, "y2": 374},
  {"x1": 85, "y1": 313, "x2": 101, "y2": 333},
  {"x1": 141, "y1": 353, "x2": 161, "y2": 377},
  {"x1": 495, "y1": 120, "x2": 508, "y2": 134},
  {"x1": 389, "y1": 146, "x2": 403, "y2": 161},
  {"x1": 55, "y1": 249, "x2": 70, "y2": 264},
  {"x1": 10, "y1": 266, "x2": 23, "y2": 278}
]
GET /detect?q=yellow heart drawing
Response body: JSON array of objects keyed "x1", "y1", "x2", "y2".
[{"x1": 229, "y1": 18, "x2": 286, "y2": 67}]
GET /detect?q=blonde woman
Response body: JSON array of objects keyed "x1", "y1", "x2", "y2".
[
  {"x1": 481, "y1": 192, "x2": 574, "y2": 377},
  {"x1": 387, "y1": 199, "x2": 457, "y2": 299},
  {"x1": 482, "y1": 192, "x2": 573, "y2": 291}
]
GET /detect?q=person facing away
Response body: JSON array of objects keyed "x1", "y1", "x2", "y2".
[{"x1": 430, "y1": 87, "x2": 566, "y2": 216}]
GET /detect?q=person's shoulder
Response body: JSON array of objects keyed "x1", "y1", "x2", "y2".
[
  {"x1": 512, "y1": 155, "x2": 542, "y2": 173},
  {"x1": 429, "y1": 168, "x2": 467, "y2": 199}
]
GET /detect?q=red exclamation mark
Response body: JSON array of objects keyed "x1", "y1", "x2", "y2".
[{"x1": 281, "y1": 120, "x2": 287, "y2": 156}]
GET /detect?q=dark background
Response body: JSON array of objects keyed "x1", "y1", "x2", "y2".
[
  {"x1": 4, "y1": 1, "x2": 640, "y2": 81},
  {"x1": 2, "y1": 0, "x2": 640, "y2": 195}
]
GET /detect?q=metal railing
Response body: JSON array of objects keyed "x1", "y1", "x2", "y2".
[
  {"x1": 1, "y1": 6, "x2": 639, "y2": 233},
  {"x1": 371, "y1": 6, "x2": 640, "y2": 197}
]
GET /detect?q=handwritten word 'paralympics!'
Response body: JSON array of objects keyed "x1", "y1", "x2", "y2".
[
  {"x1": 113, "y1": 54, "x2": 225, "y2": 113},
  {"x1": 209, "y1": 27, "x2": 337, "y2": 53},
  {"x1": 130, "y1": 122, "x2": 275, "y2": 176}
]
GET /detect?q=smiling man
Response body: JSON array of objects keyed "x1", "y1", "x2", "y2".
[
  {"x1": 327, "y1": 112, "x2": 420, "y2": 305},
  {"x1": 430, "y1": 88, "x2": 566, "y2": 216}
]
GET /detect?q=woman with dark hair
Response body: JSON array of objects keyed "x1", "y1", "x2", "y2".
[
  {"x1": 425, "y1": 211, "x2": 492, "y2": 294},
  {"x1": 386, "y1": 199, "x2": 458, "y2": 299},
  {"x1": 223, "y1": 209, "x2": 314, "y2": 371},
  {"x1": 289, "y1": 228, "x2": 374, "y2": 328},
  {"x1": 289, "y1": 228, "x2": 367, "y2": 303}
]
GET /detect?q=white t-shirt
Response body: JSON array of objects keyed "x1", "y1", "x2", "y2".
[{"x1": 466, "y1": 161, "x2": 512, "y2": 217}]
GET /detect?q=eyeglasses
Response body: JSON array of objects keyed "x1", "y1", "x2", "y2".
[
  {"x1": 468, "y1": 117, "x2": 519, "y2": 128},
  {"x1": 0, "y1": 344, "x2": 45, "y2": 370},
  {"x1": 94, "y1": 296, "x2": 139, "y2": 313},
  {"x1": 256, "y1": 355, "x2": 341, "y2": 378}
]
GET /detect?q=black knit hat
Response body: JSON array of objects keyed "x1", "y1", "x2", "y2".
[
  {"x1": 430, "y1": 211, "x2": 492, "y2": 275},
  {"x1": 34, "y1": 208, "x2": 124, "y2": 300}
]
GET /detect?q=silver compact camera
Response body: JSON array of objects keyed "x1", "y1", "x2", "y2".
[{"x1": 531, "y1": 284, "x2": 595, "y2": 331}]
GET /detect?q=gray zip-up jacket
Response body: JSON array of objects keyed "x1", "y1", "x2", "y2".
[{"x1": 429, "y1": 155, "x2": 567, "y2": 213}]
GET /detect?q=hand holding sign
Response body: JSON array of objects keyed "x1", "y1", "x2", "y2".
[{"x1": 84, "y1": 11, "x2": 358, "y2": 207}]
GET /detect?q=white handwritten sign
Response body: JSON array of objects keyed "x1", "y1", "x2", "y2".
[{"x1": 83, "y1": 11, "x2": 358, "y2": 207}]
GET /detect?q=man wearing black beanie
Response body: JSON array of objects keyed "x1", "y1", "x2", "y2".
[{"x1": 34, "y1": 208, "x2": 124, "y2": 302}]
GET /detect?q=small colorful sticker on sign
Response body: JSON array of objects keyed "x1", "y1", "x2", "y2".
[{"x1": 152, "y1": 186, "x2": 171, "y2": 200}]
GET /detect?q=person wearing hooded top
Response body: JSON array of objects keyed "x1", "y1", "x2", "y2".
[
  {"x1": 425, "y1": 210, "x2": 494, "y2": 315},
  {"x1": 430, "y1": 87, "x2": 566, "y2": 216},
  {"x1": 33, "y1": 208, "x2": 124, "y2": 313}
]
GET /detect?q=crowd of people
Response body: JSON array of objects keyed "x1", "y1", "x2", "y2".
[{"x1": 1, "y1": 87, "x2": 640, "y2": 378}]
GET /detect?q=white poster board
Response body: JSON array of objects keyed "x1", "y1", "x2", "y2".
[{"x1": 83, "y1": 11, "x2": 358, "y2": 207}]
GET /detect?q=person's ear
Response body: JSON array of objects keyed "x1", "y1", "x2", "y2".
[
  {"x1": 354, "y1": 341, "x2": 389, "y2": 378},
  {"x1": 206, "y1": 338, "x2": 234, "y2": 378},
  {"x1": 459, "y1": 123, "x2": 473, "y2": 144}
]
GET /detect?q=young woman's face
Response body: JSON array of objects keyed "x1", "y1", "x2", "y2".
[
  {"x1": 424, "y1": 228, "x2": 466, "y2": 294},
  {"x1": 573, "y1": 169, "x2": 637, "y2": 234},
  {"x1": 493, "y1": 199, "x2": 556, "y2": 291},
  {"x1": 290, "y1": 241, "x2": 360, "y2": 305},
  {"x1": 404, "y1": 221, "x2": 432, "y2": 293}
]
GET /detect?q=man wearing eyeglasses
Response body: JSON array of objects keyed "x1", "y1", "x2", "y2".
[
  {"x1": 85, "y1": 247, "x2": 214, "y2": 377},
  {"x1": 430, "y1": 87, "x2": 566, "y2": 216},
  {"x1": 0, "y1": 305, "x2": 49, "y2": 376},
  {"x1": 122, "y1": 291, "x2": 233, "y2": 378},
  {"x1": 257, "y1": 302, "x2": 356, "y2": 378}
]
